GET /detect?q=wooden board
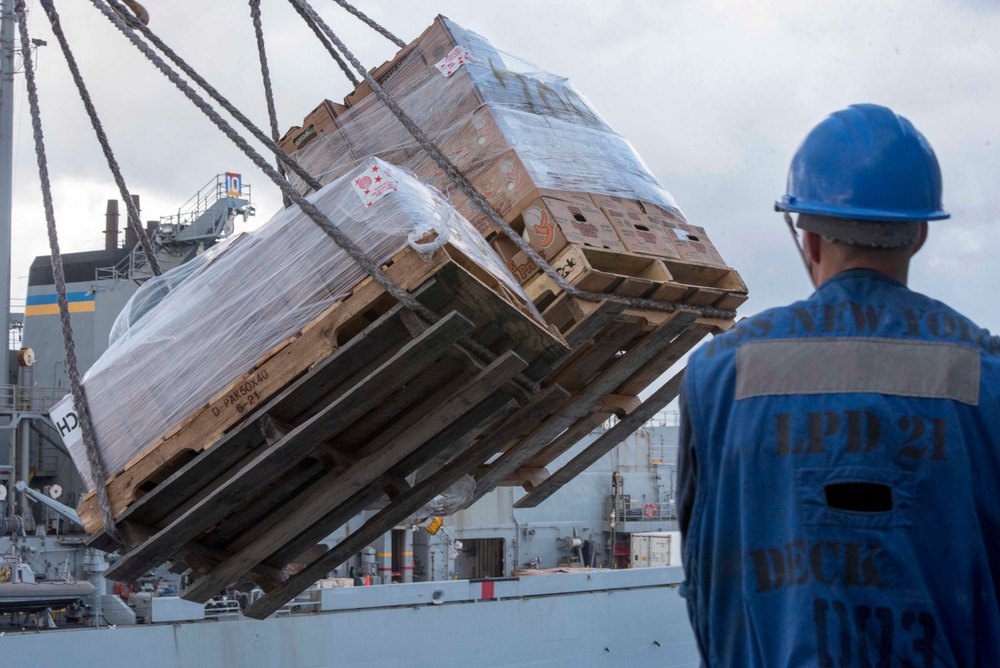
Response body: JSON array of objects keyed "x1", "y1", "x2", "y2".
[
  {"x1": 470, "y1": 310, "x2": 699, "y2": 503},
  {"x1": 79, "y1": 245, "x2": 569, "y2": 534},
  {"x1": 522, "y1": 242, "x2": 749, "y2": 321},
  {"x1": 513, "y1": 369, "x2": 686, "y2": 508}
]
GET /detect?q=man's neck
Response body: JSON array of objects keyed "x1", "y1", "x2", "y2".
[{"x1": 816, "y1": 260, "x2": 909, "y2": 285}]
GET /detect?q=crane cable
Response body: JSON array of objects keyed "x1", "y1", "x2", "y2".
[
  {"x1": 100, "y1": 0, "x2": 324, "y2": 195},
  {"x1": 328, "y1": 0, "x2": 406, "y2": 49},
  {"x1": 286, "y1": 0, "x2": 359, "y2": 88},
  {"x1": 85, "y1": 0, "x2": 539, "y2": 395},
  {"x1": 15, "y1": 0, "x2": 120, "y2": 543},
  {"x1": 248, "y1": 0, "x2": 291, "y2": 209},
  {"x1": 287, "y1": 0, "x2": 737, "y2": 322},
  {"x1": 38, "y1": 0, "x2": 161, "y2": 277}
]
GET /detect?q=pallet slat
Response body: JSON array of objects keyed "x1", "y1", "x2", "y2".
[
  {"x1": 104, "y1": 312, "x2": 476, "y2": 583},
  {"x1": 181, "y1": 351, "x2": 527, "y2": 603},
  {"x1": 514, "y1": 369, "x2": 686, "y2": 508},
  {"x1": 241, "y1": 388, "x2": 569, "y2": 620},
  {"x1": 470, "y1": 310, "x2": 698, "y2": 502}
]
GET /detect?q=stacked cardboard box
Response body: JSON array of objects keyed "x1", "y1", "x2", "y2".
[{"x1": 279, "y1": 15, "x2": 745, "y2": 322}]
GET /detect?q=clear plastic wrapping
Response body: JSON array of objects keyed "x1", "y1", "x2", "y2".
[
  {"x1": 284, "y1": 16, "x2": 684, "y2": 224},
  {"x1": 414, "y1": 474, "x2": 476, "y2": 518},
  {"x1": 66, "y1": 159, "x2": 535, "y2": 491}
]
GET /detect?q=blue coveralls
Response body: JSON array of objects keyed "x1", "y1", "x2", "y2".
[{"x1": 678, "y1": 269, "x2": 1000, "y2": 667}]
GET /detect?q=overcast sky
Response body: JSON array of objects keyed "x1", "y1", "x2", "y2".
[{"x1": 10, "y1": 0, "x2": 999, "y2": 341}]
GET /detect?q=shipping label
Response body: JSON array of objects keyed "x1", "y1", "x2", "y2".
[
  {"x1": 435, "y1": 45, "x2": 475, "y2": 77},
  {"x1": 352, "y1": 162, "x2": 399, "y2": 208}
]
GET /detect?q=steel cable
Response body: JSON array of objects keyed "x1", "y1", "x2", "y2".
[
  {"x1": 16, "y1": 0, "x2": 121, "y2": 543},
  {"x1": 328, "y1": 0, "x2": 405, "y2": 48},
  {"x1": 290, "y1": 0, "x2": 737, "y2": 322},
  {"x1": 287, "y1": 0, "x2": 360, "y2": 87},
  {"x1": 38, "y1": 0, "x2": 160, "y2": 276},
  {"x1": 248, "y1": 0, "x2": 291, "y2": 208},
  {"x1": 86, "y1": 0, "x2": 538, "y2": 392},
  {"x1": 101, "y1": 0, "x2": 325, "y2": 195}
]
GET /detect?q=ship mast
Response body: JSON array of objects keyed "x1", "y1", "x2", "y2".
[{"x1": 0, "y1": 0, "x2": 14, "y2": 388}]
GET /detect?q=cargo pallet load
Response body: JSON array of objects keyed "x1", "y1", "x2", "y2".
[
  {"x1": 275, "y1": 16, "x2": 747, "y2": 508},
  {"x1": 69, "y1": 16, "x2": 748, "y2": 616}
]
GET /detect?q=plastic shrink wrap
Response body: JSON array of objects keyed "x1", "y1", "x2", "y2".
[
  {"x1": 283, "y1": 16, "x2": 688, "y2": 231},
  {"x1": 61, "y1": 158, "x2": 536, "y2": 491}
]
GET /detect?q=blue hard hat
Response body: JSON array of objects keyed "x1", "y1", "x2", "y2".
[{"x1": 776, "y1": 104, "x2": 949, "y2": 222}]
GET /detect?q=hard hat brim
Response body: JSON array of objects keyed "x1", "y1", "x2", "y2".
[{"x1": 775, "y1": 197, "x2": 950, "y2": 223}]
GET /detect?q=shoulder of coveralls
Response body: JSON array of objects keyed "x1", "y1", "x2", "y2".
[
  {"x1": 688, "y1": 297, "x2": 809, "y2": 367},
  {"x1": 847, "y1": 270, "x2": 1000, "y2": 359}
]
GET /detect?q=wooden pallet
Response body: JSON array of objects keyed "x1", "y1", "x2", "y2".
[
  {"x1": 523, "y1": 244, "x2": 748, "y2": 335},
  {"x1": 78, "y1": 243, "x2": 569, "y2": 535},
  {"x1": 83, "y1": 245, "x2": 584, "y2": 617},
  {"x1": 84, "y1": 241, "x2": 742, "y2": 618},
  {"x1": 468, "y1": 297, "x2": 735, "y2": 508}
]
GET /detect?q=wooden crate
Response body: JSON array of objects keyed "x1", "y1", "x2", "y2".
[{"x1": 78, "y1": 243, "x2": 568, "y2": 535}]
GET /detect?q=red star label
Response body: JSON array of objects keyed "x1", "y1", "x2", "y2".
[
  {"x1": 364, "y1": 189, "x2": 370, "y2": 194},
  {"x1": 371, "y1": 166, "x2": 379, "y2": 172},
  {"x1": 367, "y1": 202, "x2": 372, "y2": 207},
  {"x1": 374, "y1": 176, "x2": 382, "y2": 183}
]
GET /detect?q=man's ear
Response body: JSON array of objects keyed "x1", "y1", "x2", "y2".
[
  {"x1": 802, "y1": 230, "x2": 822, "y2": 266},
  {"x1": 910, "y1": 222, "x2": 929, "y2": 256}
]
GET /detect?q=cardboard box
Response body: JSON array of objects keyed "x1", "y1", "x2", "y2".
[
  {"x1": 591, "y1": 194, "x2": 645, "y2": 216},
  {"x1": 521, "y1": 194, "x2": 624, "y2": 261},
  {"x1": 344, "y1": 41, "x2": 423, "y2": 108},
  {"x1": 278, "y1": 125, "x2": 301, "y2": 154},
  {"x1": 491, "y1": 236, "x2": 539, "y2": 286},
  {"x1": 343, "y1": 16, "x2": 494, "y2": 127},
  {"x1": 659, "y1": 220, "x2": 729, "y2": 268},
  {"x1": 279, "y1": 99, "x2": 346, "y2": 154},
  {"x1": 640, "y1": 201, "x2": 685, "y2": 220},
  {"x1": 602, "y1": 208, "x2": 682, "y2": 260},
  {"x1": 286, "y1": 127, "x2": 356, "y2": 195}
]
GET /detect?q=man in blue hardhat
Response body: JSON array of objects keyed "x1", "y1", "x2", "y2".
[{"x1": 677, "y1": 103, "x2": 1000, "y2": 666}]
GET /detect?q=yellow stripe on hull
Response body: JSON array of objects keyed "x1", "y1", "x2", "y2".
[{"x1": 25, "y1": 301, "x2": 96, "y2": 316}]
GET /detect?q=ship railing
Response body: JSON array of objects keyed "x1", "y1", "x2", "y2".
[
  {"x1": 163, "y1": 174, "x2": 252, "y2": 228},
  {"x1": 603, "y1": 497, "x2": 676, "y2": 523},
  {"x1": 0, "y1": 385, "x2": 67, "y2": 413}
]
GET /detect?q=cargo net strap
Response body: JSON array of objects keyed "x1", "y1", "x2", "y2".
[
  {"x1": 82, "y1": 0, "x2": 538, "y2": 395},
  {"x1": 288, "y1": 0, "x2": 737, "y2": 322},
  {"x1": 16, "y1": 0, "x2": 121, "y2": 542},
  {"x1": 37, "y1": 0, "x2": 160, "y2": 277}
]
